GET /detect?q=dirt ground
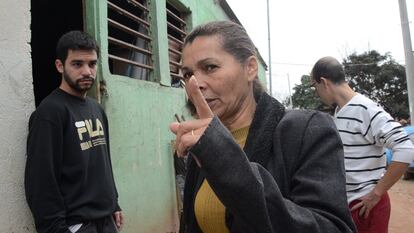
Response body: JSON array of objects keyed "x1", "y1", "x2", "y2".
[{"x1": 388, "y1": 178, "x2": 414, "y2": 233}]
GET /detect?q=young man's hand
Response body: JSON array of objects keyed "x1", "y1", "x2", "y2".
[{"x1": 113, "y1": 211, "x2": 124, "y2": 231}]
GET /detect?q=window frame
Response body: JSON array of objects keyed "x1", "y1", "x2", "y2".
[
  {"x1": 85, "y1": 0, "x2": 192, "y2": 87},
  {"x1": 166, "y1": 0, "x2": 190, "y2": 87}
]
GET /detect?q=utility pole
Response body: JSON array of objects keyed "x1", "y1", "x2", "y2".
[
  {"x1": 266, "y1": 0, "x2": 272, "y2": 96},
  {"x1": 398, "y1": 0, "x2": 414, "y2": 124},
  {"x1": 287, "y1": 74, "x2": 293, "y2": 108}
]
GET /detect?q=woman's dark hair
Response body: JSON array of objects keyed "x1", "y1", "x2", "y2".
[
  {"x1": 311, "y1": 56, "x2": 345, "y2": 84},
  {"x1": 184, "y1": 21, "x2": 265, "y2": 116},
  {"x1": 56, "y1": 30, "x2": 100, "y2": 63},
  {"x1": 184, "y1": 20, "x2": 256, "y2": 64}
]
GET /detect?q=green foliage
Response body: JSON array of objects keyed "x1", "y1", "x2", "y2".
[
  {"x1": 343, "y1": 50, "x2": 408, "y2": 118},
  {"x1": 290, "y1": 50, "x2": 409, "y2": 118},
  {"x1": 290, "y1": 75, "x2": 322, "y2": 109}
]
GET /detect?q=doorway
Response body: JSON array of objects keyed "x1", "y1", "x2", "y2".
[{"x1": 31, "y1": 0, "x2": 84, "y2": 106}]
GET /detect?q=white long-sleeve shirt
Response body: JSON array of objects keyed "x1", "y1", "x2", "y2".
[{"x1": 334, "y1": 94, "x2": 414, "y2": 203}]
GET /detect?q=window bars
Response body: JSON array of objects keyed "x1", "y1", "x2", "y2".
[
  {"x1": 167, "y1": 2, "x2": 187, "y2": 87},
  {"x1": 108, "y1": 0, "x2": 153, "y2": 80}
]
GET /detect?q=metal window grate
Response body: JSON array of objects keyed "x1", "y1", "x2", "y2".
[
  {"x1": 167, "y1": 2, "x2": 187, "y2": 87},
  {"x1": 108, "y1": 0, "x2": 153, "y2": 80}
]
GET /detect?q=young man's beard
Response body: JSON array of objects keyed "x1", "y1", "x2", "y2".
[{"x1": 63, "y1": 71, "x2": 95, "y2": 93}]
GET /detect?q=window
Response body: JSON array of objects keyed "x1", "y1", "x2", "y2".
[
  {"x1": 166, "y1": 1, "x2": 188, "y2": 87},
  {"x1": 107, "y1": 0, "x2": 153, "y2": 80}
]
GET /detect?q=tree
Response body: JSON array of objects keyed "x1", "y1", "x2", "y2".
[
  {"x1": 290, "y1": 75, "x2": 323, "y2": 109},
  {"x1": 290, "y1": 50, "x2": 409, "y2": 118},
  {"x1": 344, "y1": 50, "x2": 409, "y2": 118}
]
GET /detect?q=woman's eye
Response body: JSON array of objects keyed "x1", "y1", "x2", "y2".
[
  {"x1": 182, "y1": 72, "x2": 193, "y2": 80},
  {"x1": 206, "y1": 64, "x2": 218, "y2": 72}
]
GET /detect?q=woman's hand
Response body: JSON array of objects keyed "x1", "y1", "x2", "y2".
[{"x1": 170, "y1": 76, "x2": 214, "y2": 160}]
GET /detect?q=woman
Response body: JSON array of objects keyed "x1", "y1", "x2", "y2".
[{"x1": 170, "y1": 21, "x2": 356, "y2": 233}]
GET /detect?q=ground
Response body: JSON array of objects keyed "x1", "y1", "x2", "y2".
[{"x1": 389, "y1": 178, "x2": 414, "y2": 233}]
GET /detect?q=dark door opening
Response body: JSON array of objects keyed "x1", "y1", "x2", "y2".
[{"x1": 31, "y1": 0, "x2": 84, "y2": 107}]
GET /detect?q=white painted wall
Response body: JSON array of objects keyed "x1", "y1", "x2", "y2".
[{"x1": 0, "y1": 0, "x2": 36, "y2": 232}]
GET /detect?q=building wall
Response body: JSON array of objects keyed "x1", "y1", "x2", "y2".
[
  {"x1": 0, "y1": 0, "x2": 268, "y2": 232},
  {"x1": 0, "y1": 0, "x2": 36, "y2": 232}
]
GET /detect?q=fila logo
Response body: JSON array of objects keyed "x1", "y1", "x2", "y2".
[{"x1": 75, "y1": 119, "x2": 105, "y2": 141}]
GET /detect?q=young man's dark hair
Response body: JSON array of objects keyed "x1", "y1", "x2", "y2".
[
  {"x1": 311, "y1": 56, "x2": 345, "y2": 84},
  {"x1": 56, "y1": 30, "x2": 100, "y2": 63}
]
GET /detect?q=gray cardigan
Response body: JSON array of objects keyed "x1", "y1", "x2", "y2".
[{"x1": 182, "y1": 93, "x2": 356, "y2": 233}]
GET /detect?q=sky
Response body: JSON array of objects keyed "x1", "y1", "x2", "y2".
[{"x1": 226, "y1": 0, "x2": 414, "y2": 102}]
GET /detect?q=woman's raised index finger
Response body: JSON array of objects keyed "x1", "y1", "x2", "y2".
[{"x1": 186, "y1": 76, "x2": 214, "y2": 119}]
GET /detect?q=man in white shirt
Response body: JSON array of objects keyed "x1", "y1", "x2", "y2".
[{"x1": 310, "y1": 56, "x2": 414, "y2": 233}]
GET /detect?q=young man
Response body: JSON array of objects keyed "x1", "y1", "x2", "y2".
[
  {"x1": 25, "y1": 31, "x2": 123, "y2": 233},
  {"x1": 310, "y1": 56, "x2": 414, "y2": 233}
]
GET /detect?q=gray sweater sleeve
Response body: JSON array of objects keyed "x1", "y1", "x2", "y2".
[{"x1": 189, "y1": 113, "x2": 356, "y2": 233}]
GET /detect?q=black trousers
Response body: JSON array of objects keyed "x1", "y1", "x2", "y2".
[{"x1": 76, "y1": 215, "x2": 118, "y2": 233}]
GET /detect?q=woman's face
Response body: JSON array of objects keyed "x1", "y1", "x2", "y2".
[{"x1": 181, "y1": 35, "x2": 257, "y2": 123}]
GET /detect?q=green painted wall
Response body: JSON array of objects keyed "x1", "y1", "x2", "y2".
[
  {"x1": 258, "y1": 62, "x2": 267, "y2": 87},
  {"x1": 85, "y1": 1, "x2": 267, "y2": 232},
  {"x1": 101, "y1": 78, "x2": 185, "y2": 232}
]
